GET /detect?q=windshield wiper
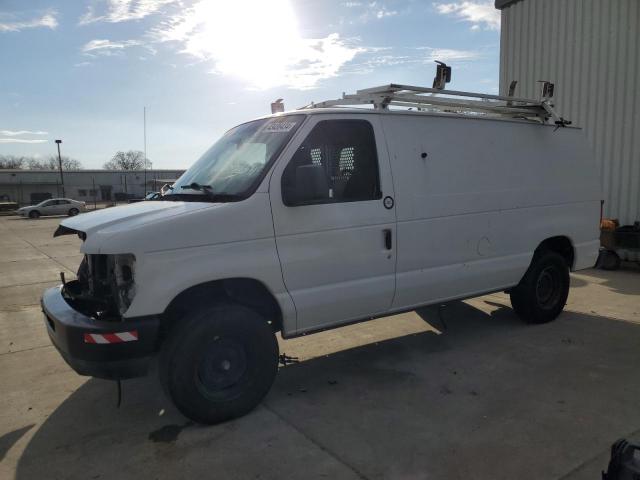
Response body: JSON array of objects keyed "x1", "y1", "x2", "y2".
[
  {"x1": 179, "y1": 183, "x2": 243, "y2": 202},
  {"x1": 181, "y1": 182, "x2": 210, "y2": 192},
  {"x1": 181, "y1": 182, "x2": 215, "y2": 198}
]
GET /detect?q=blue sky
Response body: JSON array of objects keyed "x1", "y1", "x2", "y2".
[{"x1": 0, "y1": 0, "x2": 500, "y2": 169}]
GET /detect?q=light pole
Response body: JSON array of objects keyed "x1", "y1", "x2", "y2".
[
  {"x1": 143, "y1": 107, "x2": 147, "y2": 195},
  {"x1": 55, "y1": 139, "x2": 65, "y2": 197}
]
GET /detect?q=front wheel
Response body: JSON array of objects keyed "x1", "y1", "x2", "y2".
[
  {"x1": 68, "y1": 208, "x2": 79, "y2": 216},
  {"x1": 510, "y1": 251, "x2": 570, "y2": 324},
  {"x1": 160, "y1": 304, "x2": 279, "y2": 424},
  {"x1": 28, "y1": 210, "x2": 40, "y2": 219}
]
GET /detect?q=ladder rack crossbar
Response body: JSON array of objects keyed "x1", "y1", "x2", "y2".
[
  {"x1": 342, "y1": 92, "x2": 547, "y2": 116},
  {"x1": 386, "y1": 102, "x2": 544, "y2": 118},
  {"x1": 300, "y1": 82, "x2": 569, "y2": 125},
  {"x1": 355, "y1": 83, "x2": 542, "y2": 105}
]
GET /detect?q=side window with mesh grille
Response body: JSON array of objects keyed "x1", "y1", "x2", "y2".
[{"x1": 282, "y1": 120, "x2": 381, "y2": 206}]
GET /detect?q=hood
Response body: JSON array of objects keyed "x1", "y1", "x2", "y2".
[
  {"x1": 57, "y1": 200, "x2": 215, "y2": 239},
  {"x1": 54, "y1": 192, "x2": 272, "y2": 256}
]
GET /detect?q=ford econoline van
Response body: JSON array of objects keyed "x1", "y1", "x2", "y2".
[{"x1": 42, "y1": 85, "x2": 600, "y2": 424}]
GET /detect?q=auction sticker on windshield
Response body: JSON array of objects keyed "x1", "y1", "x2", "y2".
[{"x1": 264, "y1": 122, "x2": 297, "y2": 133}]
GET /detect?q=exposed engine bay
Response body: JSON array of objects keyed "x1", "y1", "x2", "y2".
[
  {"x1": 53, "y1": 225, "x2": 137, "y2": 320},
  {"x1": 63, "y1": 254, "x2": 136, "y2": 320}
]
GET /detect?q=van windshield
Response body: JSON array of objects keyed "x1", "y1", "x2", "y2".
[{"x1": 170, "y1": 116, "x2": 303, "y2": 201}]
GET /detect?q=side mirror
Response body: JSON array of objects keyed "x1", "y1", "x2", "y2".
[{"x1": 290, "y1": 164, "x2": 328, "y2": 204}]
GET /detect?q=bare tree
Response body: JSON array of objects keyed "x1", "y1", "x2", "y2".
[
  {"x1": 0, "y1": 155, "x2": 27, "y2": 169},
  {"x1": 27, "y1": 156, "x2": 82, "y2": 170},
  {"x1": 0, "y1": 154, "x2": 82, "y2": 170},
  {"x1": 104, "y1": 150, "x2": 150, "y2": 170}
]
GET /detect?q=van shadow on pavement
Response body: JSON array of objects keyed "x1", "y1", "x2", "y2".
[
  {"x1": 15, "y1": 301, "x2": 640, "y2": 480},
  {"x1": 579, "y1": 262, "x2": 640, "y2": 296}
]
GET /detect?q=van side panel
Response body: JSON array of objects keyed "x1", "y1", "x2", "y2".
[{"x1": 381, "y1": 114, "x2": 600, "y2": 310}]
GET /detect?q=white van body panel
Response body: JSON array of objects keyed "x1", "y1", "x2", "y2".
[
  {"x1": 380, "y1": 113, "x2": 600, "y2": 310},
  {"x1": 268, "y1": 114, "x2": 397, "y2": 334}
]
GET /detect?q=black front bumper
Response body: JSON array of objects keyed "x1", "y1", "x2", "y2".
[{"x1": 42, "y1": 286, "x2": 161, "y2": 380}]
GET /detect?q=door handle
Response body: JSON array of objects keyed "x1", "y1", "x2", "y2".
[{"x1": 383, "y1": 229, "x2": 392, "y2": 250}]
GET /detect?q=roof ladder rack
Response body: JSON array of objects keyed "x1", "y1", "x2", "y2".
[{"x1": 301, "y1": 83, "x2": 571, "y2": 126}]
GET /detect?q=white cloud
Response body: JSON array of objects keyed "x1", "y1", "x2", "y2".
[
  {"x1": 79, "y1": 0, "x2": 175, "y2": 25},
  {"x1": 0, "y1": 130, "x2": 48, "y2": 136},
  {"x1": 422, "y1": 47, "x2": 484, "y2": 62},
  {"x1": 82, "y1": 39, "x2": 142, "y2": 56},
  {"x1": 153, "y1": 0, "x2": 363, "y2": 90},
  {"x1": 0, "y1": 10, "x2": 58, "y2": 33},
  {"x1": 376, "y1": 8, "x2": 398, "y2": 19},
  {"x1": 0, "y1": 138, "x2": 48, "y2": 144},
  {"x1": 345, "y1": 1, "x2": 400, "y2": 23},
  {"x1": 433, "y1": 1, "x2": 500, "y2": 31},
  {"x1": 346, "y1": 45, "x2": 484, "y2": 76}
]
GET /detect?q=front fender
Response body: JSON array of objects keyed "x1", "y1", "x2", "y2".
[
  {"x1": 125, "y1": 236, "x2": 296, "y2": 335},
  {"x1": 119, "y1": 195, "x2": 297, "y2": 335}
]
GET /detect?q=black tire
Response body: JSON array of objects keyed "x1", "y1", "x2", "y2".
[
  {"x1": 29, "y1": 210, "x2": 40, "y2": 219},
  {"x1": 596, "y1": 249, "x2": 621, "y2": 271},
  {"x1": 68, "y1": 207, "x2": 79, "y2": 216},
  {"x1": 509, "y1": 250, "x2": 570, "y2": 324},
  {"x1": 159, "y1": 303, "x2": 279, "y2": 424}
]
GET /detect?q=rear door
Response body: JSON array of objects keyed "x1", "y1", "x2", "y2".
[
  {"x1": 55, "y1": 200, "x2": 70, "y2": 214},
  {"x1": 269, "y1": 115, "x2": 397, "y2": 334}
]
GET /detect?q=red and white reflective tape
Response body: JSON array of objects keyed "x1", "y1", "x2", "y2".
[{"x1": 83, "y1": 330, "x2": 139, "y2": 344}]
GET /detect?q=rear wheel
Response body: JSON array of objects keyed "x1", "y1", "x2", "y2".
[
  {"x1": 68, "y1": 207, "x2": 79, "y2": 216},
  {"x1": 510, "y1": 251, "x2": 570, "y2": 324},
  {"x1": 28, "y1": 210, "x2": 40, "y2": 219},
  {"x1": 160, "y1": 303, "x2": 279, "y2": 424}
]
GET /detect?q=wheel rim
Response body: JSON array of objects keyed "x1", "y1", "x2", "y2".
[
  {"x1": 535, "y1": 265, "x2": 562, "y2": 309},
  {"x1": 70, "y1": 209, "x2": 78, "y2": 216},
  {"x1": 195, "y1": 337, "x2": 248, "y2": 400}
]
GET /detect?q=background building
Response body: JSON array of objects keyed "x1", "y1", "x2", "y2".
[
  {"x1": 496, "y1": 0, "x2": 639, "y2": 224},
  {"x1": 0, "y1": 169, "x2": 184, "y2": 205}
]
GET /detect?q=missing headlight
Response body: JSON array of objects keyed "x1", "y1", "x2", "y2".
[
  {"x1": 113, "y1": 254, "x2": 136, "y2": 315},
  {"x1": 121, "y1": 264, "x2": 133, "y2": 282},
  {"x1": 65, "y1": 254, "x2": 135, "y2": 320}
]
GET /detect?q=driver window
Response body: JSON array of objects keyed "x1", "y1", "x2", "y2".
[{"x1": 282, "y1": 120, "x2": 381, "y2": 206}]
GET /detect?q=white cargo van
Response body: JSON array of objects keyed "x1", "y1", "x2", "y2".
[{"x1": 42, "y1": 84, "x2": 600, "y2": 424}]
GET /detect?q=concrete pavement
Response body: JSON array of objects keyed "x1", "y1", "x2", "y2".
[{"x1": 1, "y1": 215, "x2": 639, "y2": 479}]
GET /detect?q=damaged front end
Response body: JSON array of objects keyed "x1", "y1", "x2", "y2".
[
  {"x1": 44, "y1": 215, "x2": 163, "y2": 380},
  {"x1": 64, "y1": 254, "x2": 137, "y2": 320}
]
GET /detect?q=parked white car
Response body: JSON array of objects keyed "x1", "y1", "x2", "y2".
[
  {"x1": 18, "y1": 198, "x2": 86, "y2": 219},
  {"x1": 42, "y1": 85, "x2": 601, "y2": 425}
]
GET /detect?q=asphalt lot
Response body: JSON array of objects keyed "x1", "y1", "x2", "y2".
[{"x1": 1, "y1": 214, "x2": 639, "y2": 480}]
